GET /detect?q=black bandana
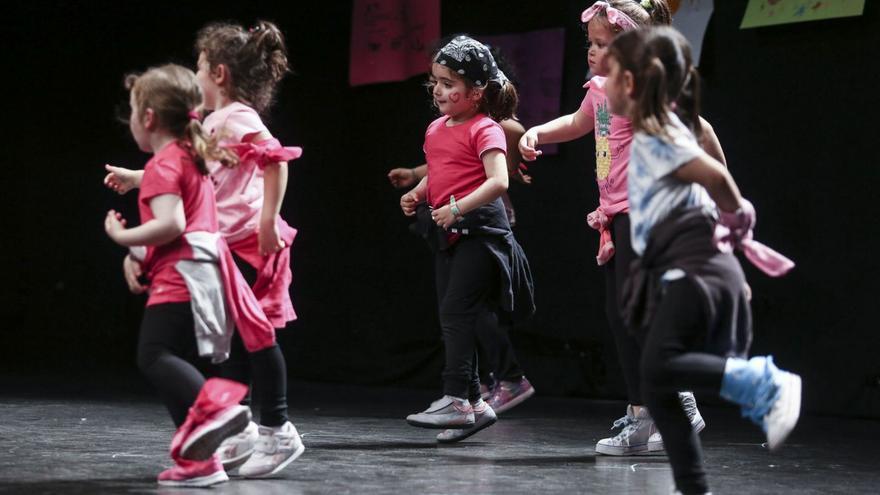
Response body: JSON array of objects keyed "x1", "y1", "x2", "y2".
[{"x1": 435, "y1": 35, "x2": 507, "y2": 88}]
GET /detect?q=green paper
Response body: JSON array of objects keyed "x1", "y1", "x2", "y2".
[{"x1": 741, "y1": 0, "x2": 865, "y2": 28}]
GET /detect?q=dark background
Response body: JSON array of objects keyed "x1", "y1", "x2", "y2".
[{"x1": 2, "y1": 1, "x2": 878, "y2": 419}]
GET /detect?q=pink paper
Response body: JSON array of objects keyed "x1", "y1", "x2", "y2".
[{"x1": 350, "y1": 0, "x2": 440, "y2": 86}]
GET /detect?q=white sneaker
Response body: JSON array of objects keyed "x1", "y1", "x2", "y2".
[
  {"x1": 406, "y1": 396, "x2": 474, "y2": 429},
  {"x1": 648, "y1": 393, "x2": 707, "y2": 452},
  {"x1": 238, "y1": 421, "x2": 305, "y2": 478},
  {"x1": 765, "y1": 371, "x2": 801, "y2": 451},
  {"x1": 217, "y1": 421, "x2": 258, "y2": 471},
  {"x1": 437, "y1": 399, "x2": 497, "y2": 443},
  {"x1": 596, "y1": 405, "x2": 657, "y2": 455}
]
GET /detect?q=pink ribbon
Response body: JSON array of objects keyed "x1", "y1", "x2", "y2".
[
  {"x1": 581, "y1": 2, "x2": 640, "y2": 31},
  {"x1": 587, "y1": 207, "x2": 616, "y2": 266},
  {"x1": 225, "y1": 138, "x2": 303, "y2": 169}
]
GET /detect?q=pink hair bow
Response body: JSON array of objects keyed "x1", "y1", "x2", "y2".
[{"x1": 581, "y1": 1, "x2": 640, "y2": 31}]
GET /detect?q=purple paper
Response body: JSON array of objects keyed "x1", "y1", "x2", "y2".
[{"x1": 481, "y1": 29, "x2": 565, "y2": 155}]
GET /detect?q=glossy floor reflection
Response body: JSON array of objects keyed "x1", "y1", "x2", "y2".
[{"x1": 0, "y1": 380, "x2": 877, "y2": 494}]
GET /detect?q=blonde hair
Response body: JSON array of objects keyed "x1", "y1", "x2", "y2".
[{"x1": 125, "y1": 64, "x2": 237, "y2": 173}]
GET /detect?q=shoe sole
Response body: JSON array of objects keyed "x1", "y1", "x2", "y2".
[
  {"x1": 595, "y1": 443, "x2": 650, "y2": 456},
  {"x1": 406, "y1": 418, "x2": 475, "y2": 429},
  {"x1": 493, "y1": 386, "x2": 536, "y2": 414},
  {"x1": 181, "y1": 406, "x2": 252, "y2": 461},
  {"x1": 221, "y1": 448, "x2": 254, "y2": 472},
  {"x1": 242, "y1": 443, "x2": 306, "y2": 478},
  {"x1": 158, "y1": 470, "x2": 229, "y2": 487},
  {"x1": 767, "y1": 372, "x2": 802, "y2": 451},
  {"x1": 437, "y1": 415, "x2": 498, "y2": 444}
]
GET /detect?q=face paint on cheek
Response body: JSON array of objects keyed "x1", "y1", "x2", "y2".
[{"x1": 449, "y1": 92, "x2": 461, "y2": 103}]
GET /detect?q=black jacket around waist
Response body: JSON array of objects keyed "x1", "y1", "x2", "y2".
[
  {"x1": 411, "y1": 197, "x2": 536, "y2": 323},
  {"x1": 621, "y1": 206, "x2": 751, "y2": 358}
]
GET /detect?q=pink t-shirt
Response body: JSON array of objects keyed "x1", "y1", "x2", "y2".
[
  {"x1": 138, "y1": 141, "x2": 219, "y2": 306},
  {"x1": 579, "y1": 76, "x2": 632, "y2": 216},
  {"x1": 425, "y1": 114, "x2": 507, "y2": 209},
  {"x1": 203, "y1": 102, "x2": 271, "y2": 243}
]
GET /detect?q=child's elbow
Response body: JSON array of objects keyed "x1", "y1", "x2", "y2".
[{"x1": 168, "y1": 217, "x2": 186, "y2": 238}]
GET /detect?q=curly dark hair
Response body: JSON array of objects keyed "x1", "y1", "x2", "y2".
[{"x1": 195, "y1": 20, "x2": 289, "y2": 115}]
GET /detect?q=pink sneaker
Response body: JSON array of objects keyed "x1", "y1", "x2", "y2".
[
  {"x1": 170, "y1": 378, "x2": 252, "y2": 461},
  {"x1": 487, "y1": 377, "x2": 535, "y2": 414},
  {"x1": 157, "y1": 454, "x2": 228, "y2": 487}
]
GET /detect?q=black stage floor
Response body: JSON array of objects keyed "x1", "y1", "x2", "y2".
[{"x1": 0, "y1": 379, "x2": 877, "y2": 494}]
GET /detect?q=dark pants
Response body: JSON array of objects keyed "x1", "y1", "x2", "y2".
[
  {"x1": 604, "y1": 214, "x2": 644, "y2": 405},
  {"x1": 435, "y1": 237, "x2": 502, "y2": 401},
  {"x1": 476, "y1": 311, "x2": 524, "y2": 385},
  {"x1": 216, "y1": 253, "x2": 289, "y2": 427},
  {"x1": 217, "y1": 333, "x2": 289, "y2": 427},
  {"x1": 137, "y1": 302, "x2": 205, "y2": 427},
  {"x1": 640, "y1": 278, "x2": 727, "y2": 495}
]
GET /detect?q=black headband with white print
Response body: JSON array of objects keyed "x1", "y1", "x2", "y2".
[{"x1": 435, "y1": 35, "x2": 508, "y2": 88}]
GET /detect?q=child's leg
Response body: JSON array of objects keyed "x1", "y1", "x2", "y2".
[
  {"x1": 475, "y1": 311, "x2": 524, "y2": 383},
  {"x1": 438, "y1": 239, "x2": 499, "y2": 399},
  {"x1": 137, "y1": 302, "x2": 205, "y2": 427},
  {"x1": 249, "y1": 344, "x2": 289, "y2": 427},
  {"x1": 641, "y1": 278, "x2": 725, "y2": 494},
  {"x1": 217, "y1": 332, "x2": 252, "y2": 403},
  {"x1": 606, "y1": 214, "x2": 644, "y2": 407}
]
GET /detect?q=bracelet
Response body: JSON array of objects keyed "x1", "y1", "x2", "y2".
[{"x1": 450, "y1": 195, "x2": 462, "y2": 218}]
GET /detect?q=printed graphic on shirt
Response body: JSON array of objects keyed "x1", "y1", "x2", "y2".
[{"x1": 596, "y1": 99, "x2": 612, "y2": 181}]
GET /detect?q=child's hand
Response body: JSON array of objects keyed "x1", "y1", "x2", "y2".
[
  {"x1": 387, "y1": 168, "x2": 418, "y2": 189},
  {"x1": 718, "y1": 199, "x2": 756, "y2": 243},
  {"x1": 104, "y1": 164, "x2": 139, "y2": 194},
  {"x1": 431, "y1": 204, "x2": 459, "y2": 229},
  {"x1": 400, "y1": 192, "x2": 420, "y2": 216},
  {"x1": 123, "y1": 254, "x2": 147, "y2": 294},
  {"x1": 104, "y1": 210, "x2": 127, "y2": 242},
  {"x1": 513, "y1": 169, "x2": 533, "y2": 185},
  {"x1": 258, "y1": 218, "x2": 286, "y2": 256},
  {"x1": 518, "y1": 130, "x2": 543, "y2": 161}
]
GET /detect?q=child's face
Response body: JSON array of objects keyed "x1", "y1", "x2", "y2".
[
  {"x1": 128, "y1": 92, "x2": 151, "y2": 152},
  {"x1": 429, "y1": 63, "x2": 480, "y2": 120},
  {"x1": 196, "y1": 51, "x2": 222, "y2": 111},
  {"x1": 605, "y1": 55, "x2": 632, "y2": 116},
  {"x1": 587, "y1": 19, "x2": 616, "y2": 77}
]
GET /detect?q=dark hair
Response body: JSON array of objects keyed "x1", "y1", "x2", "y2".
[
  {"x1": 607, "y1": 26, "x2": 702, "y2": 138},
  {"x1": 195, "y1": 20, "x2": 289, "y2": 115},
  {"x1": 125, "y1": 64, "x2": 237, "y2": 174},
  {"x1": 427, "y1": 34, "x2": 519, "y2": 122},
  {"x1": 583, "y1": 0, "x2": 673, "y2": 32}
]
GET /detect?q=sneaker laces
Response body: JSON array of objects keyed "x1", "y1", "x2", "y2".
[{"x1": 610, "y1": 414, "x2": 635, "y2": 431}]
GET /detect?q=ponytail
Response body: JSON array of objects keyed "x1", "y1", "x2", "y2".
[
  {"x1": 674, "y1": 65, "x2": 702, "y2": 138},
  {"x1": 183, "y1": 119, "x2": 239, "y2": 175},
  {"x1": 480, "y1": 80, "x2": 519, "y2": 122},
  {"x1": 642, "y1": 0, "x2": 672, "y2": 26},
  {"x1": 634, "y1": 57, "x2": 671, "y2": 137}
]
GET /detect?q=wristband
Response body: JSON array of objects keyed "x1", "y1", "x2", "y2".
[{"x1": 450, "y1": 195, "x2": 462, "y2": 218}]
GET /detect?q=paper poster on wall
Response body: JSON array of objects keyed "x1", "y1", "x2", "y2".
[
  {"x1": 349, "y1": 0, "x2": 440, "y2": 86},
  {"x1": 670, "y1": 0, "x2": 714, "y2": 66},
  {"x1": 741, "y1": 0, "x2": 865, "y2": 28},
  {"x1": 481, "y1": 29, "x2": 566, "y2": 155}
]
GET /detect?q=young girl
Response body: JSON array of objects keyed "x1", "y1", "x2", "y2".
[
  {"x1": 105, "y1": 64, "x2": 277, "y2": 487},
  {"x1": 519, "y1": 0, "x2": 713, "y2": 455},
  {"x1": 605, "y1": 26, "x2": 800, "y2": 494},
  {"x1": 388, "y1": 45, "x2": 536, "y2": 420},
  {"x1": 104, "y1": 20, "x2": 303, "y2": 477},
  {"x1": 401, "y1": 35, "x2": 535, "y2": 443}
]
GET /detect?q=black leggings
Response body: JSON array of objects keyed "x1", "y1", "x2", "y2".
[
  {"x1": 640, "y1": 278, "x2": 728, "y2": 495},
  {"x1": 476, "y1": 311, "x2": 524, "y2": 384},
  {"x1": 137, "y1": 302, "x2": 206, "y2": 427},
  {"x1": 435, "y1": 237, "x2": 503, "y2": 400},
  {"x1": 217, "y1": 334, "x2": 289, "y2": 427},
  {"x1": 604, "y1": 214, "x2": 644, "y2": 405}
]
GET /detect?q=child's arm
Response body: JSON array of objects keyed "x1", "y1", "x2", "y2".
[
  {"x1": 260, "y1": 159, "x2": 289, "y2": 255},
  {"x1": 673, "y1": 152, "x2": 742, "y2": 212},
  {"x1": 400, "y1": 175, "x2": 428, "y2": 216},
  {"x1": 519, "y1": 111, "x2": 593, "y2": 161},
  {"x1": 105, "y1": 194, "x2": 186, "y2": 247},
  {"x1": 698, "y1": 117, "x2": 727, "y2": 167},
  {"x1": 104, "y1": 165, "x2": 144, "y2": 194},
  {"x1": 432, "y1": 149, "x2": 508, "y2": 229},
  {"x1": 388, "y1": 164, "x2": 427, "y2": 189}
]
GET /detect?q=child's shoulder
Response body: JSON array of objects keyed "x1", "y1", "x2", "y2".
[
  {"x1": 584, "y1": 75, "x2": 607, "y2": 92},
  {"x1": 206, "y1": 102, "x2": 266, "y2": 137}
]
